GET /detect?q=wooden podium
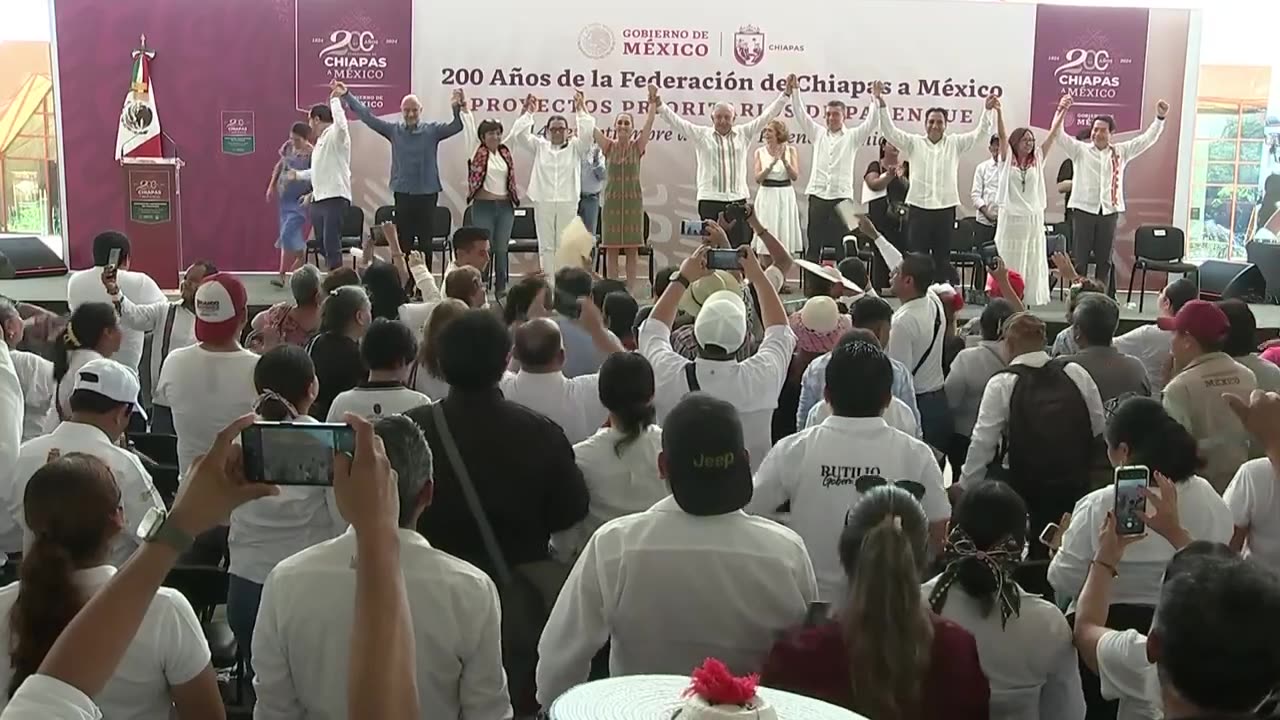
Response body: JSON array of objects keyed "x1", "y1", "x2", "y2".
[{"x1": 121, "y1": 157, "x2": 184, "y2": 288}]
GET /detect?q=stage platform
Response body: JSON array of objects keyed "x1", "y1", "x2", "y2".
[{"x1": 3, "y1": 270, "x2": 1279, "y2": 339}]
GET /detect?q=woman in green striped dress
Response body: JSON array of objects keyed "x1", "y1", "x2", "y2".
[{"x1": 590, "y1": 88, "x2": 657, "y2": 288}]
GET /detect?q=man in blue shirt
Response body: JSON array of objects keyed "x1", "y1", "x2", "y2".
[
  {"x1": 343, "y1": 90, "x2": 465, "y2": 267},
  {"x1": 578, "y1": 144, "x2": 607, "y2": 233}
]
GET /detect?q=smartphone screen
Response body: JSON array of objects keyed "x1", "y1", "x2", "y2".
[
  {"x1": 242, "y1": 422, "x2": 356, "y2": 486},
  {"x1": 107, "y1": 247, "x2": 122, "y2": 269},
  {"x1": 680, "y1": 218, "x2": 707, "y2": 236},
  {"x1": 1113, "y1": 465, "x2": 1151, "y2": 536},
  {"x1": 553, "y1": 288, "x2": 581, "y2": 319},
  {"x1": 705, "y1": 248, "x2": 742, "y2": 271}
]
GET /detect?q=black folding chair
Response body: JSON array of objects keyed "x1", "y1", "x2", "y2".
[
  {"x1": 1126, "y1": 225, "x2": 1195, "y2": 312},
  {"x1": 164, "y1": 565, "x2": 248, "y2": 704}
]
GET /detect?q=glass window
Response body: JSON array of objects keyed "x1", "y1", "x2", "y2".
[
  {"x1": 1240, "y1": 142, "x2": 1265, "y2": 163},
  {"x1": 1239, "y1": 164, "x2": 1261, "y2": 185},
  {"x1": 1207, "y1": 163, "x2": 1237, "y2": 183},
  {"x1": 1208, "y1": 140, "x2": 1238, "y2": 161},
  {"x1": 1195, "y1": 112, "x2": 1236, "y2": 139}
]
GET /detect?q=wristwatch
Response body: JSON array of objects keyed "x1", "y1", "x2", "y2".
[
  {"x1": 672, "y1": 271, "x2": 691, "y2": 288},
  {"x1": 136, "y1": 507, "x2": 195, "y2": 554}
]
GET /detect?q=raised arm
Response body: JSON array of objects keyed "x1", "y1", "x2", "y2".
[
  {"x1": 1116, "y1": 100, "x2": 1169, "y2": 160},
  {"x1": 425, "y1": 90, "x2": 465, "y2": 141},
  {"x1": 1054, "y1": 96, "x2": 1086, "y2": 159},
  {"x1": 996, "y1": 105, "x2": 1009, "y2": 162},
  {"x1": 342, "y1": 91, "x2": 396, "y2": 139},
  {"x1": 635, "y1": 88, "x2": 658, "y2": 155},
  {"x1": 507, "y1": 100, "x2": 541, "y2": 151},
  {"x1": 788, "y1": 77, "x2": 822, "y2": 137},
  {"x1": 461, "y1": 107, "x2": 480, "y2": 158},
  {"x1": 737, "y1": 91, "x2": 788, "y2": 142},
  {"x1": 654, "y1": 85, "x2": 707, "y2": 140},
  {"x1": 872, "y1": 82, "x2": 918, "y2": 154},
  {"x1": 1041, "y1": 95, "x2": 1071, "y2": 158},
  {"x1": 572, "y1": 92, "x2": 598, "y2": 155},
  {"x1": 951, "y1": 94, "x2": 997, "y2": 153},
  {"x1": 746, "y1": 210, "x2": 792, "y2": 276},
  {"x1": 785, "y1": 146, "x2": 800, "y2": 181},
  {"x1": 328, "y1": 83, "x2": 349, "y2": 142}
]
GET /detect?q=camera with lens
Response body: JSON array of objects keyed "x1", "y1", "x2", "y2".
[{"x1": 723, "y1": 201, "x2": 749, "y2": 225}]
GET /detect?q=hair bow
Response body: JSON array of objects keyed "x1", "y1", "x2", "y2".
[{"x1": 928, "y1": 526, "x2": 1023, "y2": 628}]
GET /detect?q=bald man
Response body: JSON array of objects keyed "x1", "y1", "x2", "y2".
[
  {"x1": 342, "y1": 89, "x2": 466, "y2": 264},
  {"x1": 500, "y1": 318, "x2": 607, "y2": 444},
  {"x1": 654, "y1": 83, "x2": 791, "y2": 248}
]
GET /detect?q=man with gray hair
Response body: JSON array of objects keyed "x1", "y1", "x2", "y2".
[
  {"x1": 1062, "y1": 293, "x2": 1152, "y2": 406},
  {"x1": 342, "y1": 88, "x2": 466, "y2": 264},
  {"x1": 253, "y1": 415, "x2": 511, "y2": 719},
  {"x1": 654, "y1": 83, "x2": 791, "y2": 248}
]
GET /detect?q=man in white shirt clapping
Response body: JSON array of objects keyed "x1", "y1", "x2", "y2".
[
  {"x1": 748, "y1": 338, "x2": 949, "y2": 600},
  {"x1": 639, "y1": 242, "x2": 796, "y2": 472},
  {"x1": 500, "y1": 300, "x2": 621, "y2": 445},
  {"x1": 327, "y1": 319, "x2": 430, "y2": 422},
  {"x1": 290, "y1": 81, "x2": 352, "y2": 270},
  {"x1": 874, "y1": 80, "x2": 998, "y2": 283},
  {"x1": 6, "y1": 358, "x2": 164, "y2": 565},
  {"x1": 253, "y1": 415, "x2": 511, "y2": 720},
  {"x1": 65, "y1": 231, "x2": 166, "y2": 373},
  {"x1": 536, "y1": 393, "x2": 817, "y2": 703}
]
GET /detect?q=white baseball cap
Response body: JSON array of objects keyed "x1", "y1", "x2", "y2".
[
  {"x1": 72, "y1": 357, "x2": 144, "y2": 417},
  {"x1": 693, "y1": 289, "x2": 747, "y2": 353}
]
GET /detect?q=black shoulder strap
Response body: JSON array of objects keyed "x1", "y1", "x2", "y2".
[
  {"x1": 156, "y1": 303, "x2": 180, "y2": 378},
  {"x1": 912, "y1": 298, "x2": 943, "y2": 376},
  {"x1": 684, "y1": 362, "x2": 700, "y2": 393}
]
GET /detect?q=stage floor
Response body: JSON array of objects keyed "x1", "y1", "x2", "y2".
[{"x1": 3, "y1": 270, "x2": 1279, "y2": 337}]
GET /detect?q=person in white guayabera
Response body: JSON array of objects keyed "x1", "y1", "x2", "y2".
[
  {"x1": 508, "y1": 91, "x2": 597, "y2": 276},
  {"x1": 873, "y1": 80, "x2": 998, "y2": 283},
  {"x1": 1054, "y1": 94, "x2": 1169, "y2": 286},
  {"x1": 288, "y1": 81, "x2": 352, "y2": 271},
  {"x1": 787, "y1": 73, "x2": 879, "y2": 263},
  {"x1": 655, "y1": 83, "x2": 791, "y2": 248}
]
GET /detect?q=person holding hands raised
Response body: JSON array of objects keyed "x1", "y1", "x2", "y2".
[
  {"x1": 585, "y1": 86, "x2": 658, "y2": 288},
  {"x1": 508, "y1": 91, "x2": 597, "y2": 276},
  {"x1": 989, "y1": 94, "x2": 1070, "y2": 306},
  {"x1": 653, "y1": 82, "x2": 791, "y2": 248},
  {"x1": 873, "y1": 81, "x2": 999, "y2": 283}
]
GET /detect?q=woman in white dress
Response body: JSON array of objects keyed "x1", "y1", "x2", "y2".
[
  {"x1": 752, "y1": 119, "x2": 803, "y2": 257},
  {"x1": 992, "y1": 96, "x2": 1068, "y2": 306}
]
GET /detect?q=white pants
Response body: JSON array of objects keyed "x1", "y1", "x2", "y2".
[{"x1": 533, "y1": 201, "x2": 579, "y2": 276}]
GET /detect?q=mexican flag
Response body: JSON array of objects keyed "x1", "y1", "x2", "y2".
[{"x1": 115, "y1": 37, "x2": 162, "y2": 160}]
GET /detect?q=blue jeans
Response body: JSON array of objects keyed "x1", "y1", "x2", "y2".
[
  {"x1": 578, "y1": 193, "x2": 601, "y2": 234},
  {"x1": 916, "y1": 389, "x2": 952, "y2": 456},
  {"x1": 227, "y1": 573, "x2": 264, "y2": 671},
  {"x1": 309, "y1": 196, "x2": 350, "y2": 270},
  {"x1": 471, "y1": 200, "x2": 515, "y2": 292}
]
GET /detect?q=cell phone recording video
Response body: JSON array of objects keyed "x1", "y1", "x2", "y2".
[
  {"x1": 553, "y1": 287, "x2": 582, "y2": 319},
  {"x1": 242, "y1": 421, "x2": 356, "y2": 486},
  {"x1": 107, "y1": 247, "x2": 122, "y2": 269},
  {"x1": 1113, "y1": 465, "x2": 1151, "y2": 536},
  {"x1": 705, "y1": 248, "x2": 743, "y2": 271},
  {"x1": 680, "y1": 218, "x2": 708, "y2": 236}
]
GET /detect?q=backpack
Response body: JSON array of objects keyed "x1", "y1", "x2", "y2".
[{"x1": 990, "y1": 360, "x2": 1093, "y2": 493}]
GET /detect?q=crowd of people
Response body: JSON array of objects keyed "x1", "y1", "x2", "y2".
[{"x1": 0, "y1": 77, "x2": 1278, "y2": 720}]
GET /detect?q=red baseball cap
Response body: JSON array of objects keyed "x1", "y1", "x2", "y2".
[
  {"x1": 987, "y1": 270, "x2": 1025, "y2": 301},
  {"x1": 1156, "y1": 299, "x2": 1229, "y2": 346},
  {"x1": 194, "y1": 273, "x2": 248, "y2": 343}
]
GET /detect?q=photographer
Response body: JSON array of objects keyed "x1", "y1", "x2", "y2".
[{"x1": 639, "y1": 223, "x2": 795, "y2": 472}]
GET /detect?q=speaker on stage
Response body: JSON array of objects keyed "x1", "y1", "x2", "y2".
[
  {"x1": 0, "y1": 235, "x2": 67, "y2": 278},
  {"x1": 1246, "y1": 241, "x2": 1280, "y2": 303},
  {"x1": 1198, "y1": 259, "x2": 1267, "y2": 303}
]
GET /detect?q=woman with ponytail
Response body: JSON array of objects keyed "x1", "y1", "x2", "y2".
[
  {"x1": 552, "y1": 352, "x2": 663, "y2": 559},
  {"x1": 762, "y1": 485, "x2": 989, "y2": 720},
  {"x1": 1048, "y1": 396, "x2": 1232, "y2": 611},
  {"x1": 0, "y1": 454, "x2": 221, "y2": 719},
  {"x1": 226, "y1": 345, "x2": 344, "y2": 669},
  {"x1": 48, "y1": 302, "x2": 122, "y2": 429},
  {"x1": 307, "y1": 285, "x2": 371, "y2": 420},
  {"x1": 925, "y1": 481, "x2": 1084, "y2": 720}
]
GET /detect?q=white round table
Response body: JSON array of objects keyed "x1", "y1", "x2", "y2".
[{"x1": 548, "y1": 675, "x2": 868, "y2": 720}]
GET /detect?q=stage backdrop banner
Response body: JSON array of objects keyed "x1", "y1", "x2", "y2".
[{"x1": 54, "y1": 0, "x2": 1191, "y2": 278}]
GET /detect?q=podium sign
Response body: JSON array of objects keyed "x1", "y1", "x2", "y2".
[{"x1": 121, "y1": 157, "x2": 183, "y2": 288}]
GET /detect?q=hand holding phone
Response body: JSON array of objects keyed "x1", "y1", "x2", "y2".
[
  {"x1": 680, "y1": 219, "x2": 708, "y2": 237},
  {"x1": 553, "y1": 288, "x2": 582, "y2": 319},
  {"x1": 242, "y1": 421, "x2": 357, "y2": 486},
  {"x1": 705, "y1": 248, "x2": 743, "y2": 271}
]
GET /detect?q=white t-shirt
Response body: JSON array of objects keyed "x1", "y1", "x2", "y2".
[
  {"x1": 746, "y1": 415, "x2": 950, "y2": 600},
  {"x1": 324, "y1": 383, "x2": 430, "y2": 422},
  {"x1": 1047, "y1": 476, "x2": 1233, "y2": 607},
  {"x1": 66, "y1": 267, "x2": 166, "y2": 373},
  {"x1": 922, "y1": 577, "x2": 1085, "y2": 720},
  {"x1": 1, "y1": 675, "x2": 100, "y2": 720},
  {"x1": 45, "y1": 349, "x2": 103, "y2": 433},
  {"x1": 155, "y1": 344, "x2": 260, "y2": 478},
  {"x1": 9, "y1": 350, "x2": 53, "y2": 443},
  {"x1": 499, "y1": 371, "x2": 607, "y2": 445},
  {"x1": 805, "y1": 396, "x2": 920, "y2": 438},
  {"x1": 0, "y1": 566, "x2": 210, "y2": 720},
  {"x1": 1224, "y1": 458, "x2": 1280, "y2": 575},
  {"x1": 1095, "y1": 629, "x2": 1161, "y2": 720},
  {"x1": 886, "y1": 293, "x2": 947, "y2": 393}
]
